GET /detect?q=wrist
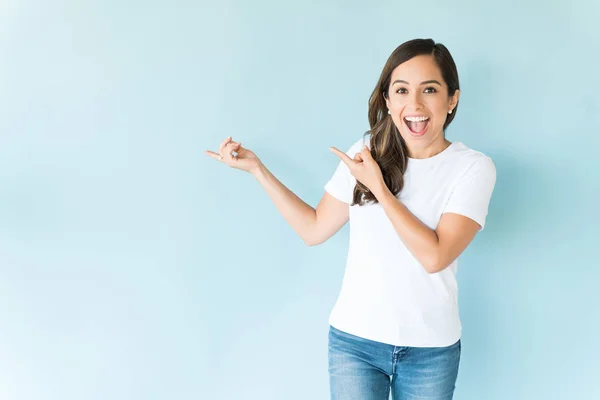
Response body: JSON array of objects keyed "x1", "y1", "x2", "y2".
[
  {"x1": 251, "y1": 162, "x2": 267, "y2": 179},
  {"x1": 372, "y1": 180, "x2": 389, "y2": 200}
]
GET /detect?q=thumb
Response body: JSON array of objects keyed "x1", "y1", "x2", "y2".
[
  {"x1": 361, "y1": 145, "x2": 373, "y2": 158},
  {"x1": 230, "y1": 141, "x2": 242, "y2": 151}
]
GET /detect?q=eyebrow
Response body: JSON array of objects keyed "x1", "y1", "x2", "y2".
[{"x1": 391, "y1": 79, "x2": 442, "y2": 86}]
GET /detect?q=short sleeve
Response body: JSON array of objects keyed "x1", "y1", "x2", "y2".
[
  {"x1": 324, "y1": 137, "x2": 366, "y2": 204},
  {"x1": 442, "y1": 155, "x2": 497, "y2": 231}
]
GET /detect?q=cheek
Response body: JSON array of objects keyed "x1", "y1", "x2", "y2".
[
  {"x1": 388, "y1": 100, "x2": 406, "y2": 114},
  {"x1": 426, "y1": 100, "x2": 449, "y2": 120},
  {"x1": 392, "y1": 114, "x2": 407, "y2": 133}
]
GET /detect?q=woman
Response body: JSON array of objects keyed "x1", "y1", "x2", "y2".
[{"x1": 205, "y1": 38, "x2": 496, "y2": 400}]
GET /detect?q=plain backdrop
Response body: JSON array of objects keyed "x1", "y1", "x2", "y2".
[{"x1": 1, "y1": 0, "x2": 598, "y2": 399}]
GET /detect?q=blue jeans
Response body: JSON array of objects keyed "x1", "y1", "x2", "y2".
[{"x1": 328, "y1": 325, "x2": 461, "y2": 400}]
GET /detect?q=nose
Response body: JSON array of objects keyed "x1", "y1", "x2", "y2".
[{"x1": 407, "y1": 91, "x2": 424, "y2": 109}]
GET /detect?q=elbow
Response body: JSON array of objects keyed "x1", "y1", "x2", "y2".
[
  {"x1": 425, "y1": 266, "x2": 441, "y2": 274},
  {"x1": 422, "y1": 255, "x2": 443, "y2": 274},
  {"x1": 303, "y1": 237, "x2": 321, "y2": 247},
  {"x1": 304, "y1": 232, "x2": 326, "y2": 246},
  {"x1": 423, "y1": 256, "x2": 453, "y2": 274},
  {"x1": 423, "y1": 263, "x2": 439, "y2": 274}
]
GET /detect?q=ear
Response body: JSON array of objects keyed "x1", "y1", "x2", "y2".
[
  {"x1": 449, "y1": 89, "x2": 460, "y2": 110},
  {"x1": 383, "y1": 91, "x2": 390, "y2": 110}
]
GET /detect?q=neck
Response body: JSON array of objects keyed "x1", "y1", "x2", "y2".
[{"x1": 407, "y1": 137, "x2": 451, "y2": 159}]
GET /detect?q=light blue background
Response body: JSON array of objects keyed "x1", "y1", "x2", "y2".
[{"x1": 1, "y1": 0, "x2": 598, "y2": 399}]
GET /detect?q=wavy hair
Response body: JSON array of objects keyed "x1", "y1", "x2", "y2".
[{"x1": 351, "y1": 38, "x2": 460, "y2": 206}]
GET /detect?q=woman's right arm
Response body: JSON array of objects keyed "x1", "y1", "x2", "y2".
[
  {"x1": 252, "y1": 163, "x2": 349, "y2": 246},
  {"x1": 205, "y1": 137, "x2": 349, "y2": 246}
]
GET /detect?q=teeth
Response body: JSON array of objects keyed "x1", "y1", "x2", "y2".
[{"x1": 404, "y1": 116, "x2": 429, "y2": 122}]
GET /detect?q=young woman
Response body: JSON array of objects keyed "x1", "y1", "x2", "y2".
[{"x1": 205, "y1": 38, "x2": 496, "y2": 400}]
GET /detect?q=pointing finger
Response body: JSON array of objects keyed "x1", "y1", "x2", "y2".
[
  {"x1": 205, "y1": 150, "x2": 224, "y2": 162},
  {"x1": 329, "y1": 147, "x2": 354, "y2": 166}
]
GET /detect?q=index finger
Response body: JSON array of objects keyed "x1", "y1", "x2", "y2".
[
  {"x1": 204, "y1": 150, "x2": 223, "y2": 161},
  {"x1": 329, "y1": 146, "x2": 355, "y2": 166}
]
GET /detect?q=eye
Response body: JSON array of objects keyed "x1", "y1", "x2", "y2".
[
  {"x1": 424, "y1": 87, "x2": 437, "y2": 93},
  {"x1": 396, "y1": 88, "x2": 408, "y2": 94}
]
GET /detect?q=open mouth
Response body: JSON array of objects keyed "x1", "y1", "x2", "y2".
[{"x1": 403, "y1": 116, "x2": 430, "y2": 136}]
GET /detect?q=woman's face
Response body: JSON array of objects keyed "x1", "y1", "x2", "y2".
[{"x1": 384, "y1": 55, "x2": 459, "y2": 154}]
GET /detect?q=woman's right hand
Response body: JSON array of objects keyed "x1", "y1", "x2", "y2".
[{"x1": 204, "y1": 136, "x2": 263, "y2": 174}]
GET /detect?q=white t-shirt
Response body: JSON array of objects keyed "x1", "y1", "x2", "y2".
[{"x1": 324, "y1": 134, "x2": 497, "y2": 347}]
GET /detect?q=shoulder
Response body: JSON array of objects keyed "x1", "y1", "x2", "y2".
[
  {"x1": 450, "y1": 142, "x2": 496, "y2": 181},
  {"x1": 452, "y1": 142, "x2": 495, "y2": 170}
]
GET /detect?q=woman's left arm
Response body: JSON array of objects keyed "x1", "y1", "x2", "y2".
[
  {"x1": 330, "y1": 144, "x2": 488, "y2": 274},
  {"x1": 375, "y1": 187, "x2": 480, "y2": 274}
]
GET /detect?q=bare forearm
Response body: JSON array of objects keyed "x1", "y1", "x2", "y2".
[
  {"x1": 374, "y1": 184, "x2": 440, "y2": 273},
  {"x1": 251, "y1": 163, "x2": 316, "y2": 245}
]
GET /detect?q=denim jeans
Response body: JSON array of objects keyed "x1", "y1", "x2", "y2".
[{"x1": 328, "y1": 325, "x2": 461, "y2": 400}]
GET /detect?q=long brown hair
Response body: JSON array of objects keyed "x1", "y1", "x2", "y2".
[{"x1": 351, "y1": 38, "x2": 460, "y2": 206}]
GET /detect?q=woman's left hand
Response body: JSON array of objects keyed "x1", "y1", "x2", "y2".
[{"x1": 329, "y1": 145, "x2": 386, "y2": 196}]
